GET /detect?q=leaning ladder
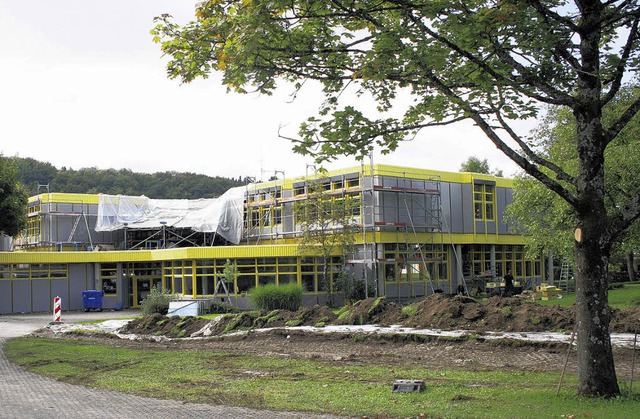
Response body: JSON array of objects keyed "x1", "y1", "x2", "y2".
[
  {"x1": 559, "y1": 260, "x2": 573, "y2": 292},
  {"x1": 212, "y1": 277, "x2": 232, "y2": 305}
]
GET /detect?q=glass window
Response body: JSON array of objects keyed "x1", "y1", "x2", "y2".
[
  {"x1": 258, "y1": 275, "x2": 276, "y2": 286},
  {"x1": 278, "y1": 274, "x2": 297, "y2": 284},
  {"x1": 473, "y1": 183, "x2": 495, "y2": 220},
  {"x1": 302, "y1": 274, "x2": 315, "y2": 292},
  {"x1": 237, "y1": 276, "x2": 255, "y2": 293}
]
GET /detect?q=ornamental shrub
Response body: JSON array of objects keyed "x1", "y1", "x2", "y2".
[
  {"x1": 141, "y1": 288, "x2": 174, "y2": 315},
  {"x1": 249, "y1": 283, "x2": 303, "y2": 311}
]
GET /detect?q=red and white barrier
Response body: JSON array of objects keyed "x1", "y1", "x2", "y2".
[{"x1": 53, "y1": 296, "x2": 61, "y2": 322}]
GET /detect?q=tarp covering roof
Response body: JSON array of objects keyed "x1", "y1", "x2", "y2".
[{"x1": 95, "y1": 186, "x2": 246, "y2": 244}]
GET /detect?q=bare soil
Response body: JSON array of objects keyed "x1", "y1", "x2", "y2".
[{"x1": 38, "y1": 294, "x2": 640, "y2": 381}]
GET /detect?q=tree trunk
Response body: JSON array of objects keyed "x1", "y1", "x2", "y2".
[
  {"x1": 572, "y1": 2, "x2": 620, "y2": 396},
  {"x1": 574, "y1": 213, "x2": 620, "y2": 397},
  {"x1": 626, "y1": 252, "x2": 636, "y2": 282}
]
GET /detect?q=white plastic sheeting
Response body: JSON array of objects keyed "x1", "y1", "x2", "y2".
[{"x1": 95, "y1": 186, "x2": 247, "y2": 244}]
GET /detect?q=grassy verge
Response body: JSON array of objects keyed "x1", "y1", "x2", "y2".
[
  {"x1": 538, "y1": 282, "x2": 640, "y2": 309},
  {"x1": 5, "y1": 337, "x2": 639, "y2": 418}
]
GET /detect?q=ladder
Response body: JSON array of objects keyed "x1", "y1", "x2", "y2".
[
  {"x1": 212, "y1": 276, "x2": 232, "y2": 305},
  {"x1": 67, "y1": 212, "x2": 93, "y2": 248},
  {"x1": 559, "y1": 260, "x2": 574, "y2": 292}
]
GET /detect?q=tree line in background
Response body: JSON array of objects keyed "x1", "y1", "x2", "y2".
[{"x1": 12, "y1": 157, "x2": 244, "y2": 199}]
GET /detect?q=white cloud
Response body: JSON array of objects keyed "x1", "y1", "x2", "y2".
[{"x1": 0, "y1": 1, "x2": 525, "y2": 182}]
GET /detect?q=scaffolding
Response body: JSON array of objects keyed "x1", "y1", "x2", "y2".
[{"x1": 361, "y1": 166, "x2": 448, "y2": 299}]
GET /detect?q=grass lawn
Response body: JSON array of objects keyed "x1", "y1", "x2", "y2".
[
  {"x1": 5, "y1": 337, "x2": 640, "y2": 418},
  {"x1": 537, "y1": 282, "x2": 640, "y2": 309}
]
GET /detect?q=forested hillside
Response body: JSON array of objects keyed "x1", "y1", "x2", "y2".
[{"x1": 13, "y1": 157, "x2": 244, "y2": 199}]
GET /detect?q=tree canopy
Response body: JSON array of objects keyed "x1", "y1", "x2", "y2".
[
  {"x1": 459, "y1": 156, "x2": 502, "y2": 176},
  {"x1": 153, "y1": 0, "x2": 640, "y2": 397},
  {"x1": 0, "y1": 157, "x2": 28, "y2": 237},
  {"x1": 508, "y1": 86, "x2": 640, "y2": 276},
  {"x1": 12, "y1": 157, "x2": 243, "y2": 199}
]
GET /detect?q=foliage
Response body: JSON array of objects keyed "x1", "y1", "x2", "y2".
[
  {"x1": 140, "y1": 288, "x2": 174, "y2": 315},
  {"x1": 11, "y1": 156, "x2": 243, "y2": 198},
  {"x1": 334, "y1": 270, "x2": 373, "y2": 303},
  {"x1": 249, "y1": 283, "x2": 303, "y2": 311},
  {"x1": 222, "y1": 259, "x2": 238, "y2": 288},
  {"x1": 507, "y1": 89, "x2": 640, "y2": 263},
  {"x1": 153, "y1": 0, "x2": 640, "y2": 397},
  {"x1": 0, "y1": 156, "x2": 28, "y2": 236},
  {"x1": 459, "y1": 156, "x2": 502, "y2": 177},
  {"x1": 6, "y1": 337, "x2": 640, "y2": 417}
]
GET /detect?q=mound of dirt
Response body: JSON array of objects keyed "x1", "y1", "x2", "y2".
[
  {"x1": 334, "y1": 297, "x2": 404, "y2": 326},
  {"x1": 400, "y1": 294, "x2": 577, "y2": 332},
  {"x1": 123, "y1": 305, "x2": 340, "y2": 338},
  {"x1": 611, "y1": 305, "x2": 640, "y2": 333},
  {"x1": 119, "y1": 295, "x2": 640, "y2": 338},
  {"x1": 121, "y1": 313, "x2": 209, "y2": 338}
]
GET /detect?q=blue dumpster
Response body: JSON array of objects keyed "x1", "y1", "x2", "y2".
[{"x1": 82, "y1": 290, "x2": 103, "y2": 312}]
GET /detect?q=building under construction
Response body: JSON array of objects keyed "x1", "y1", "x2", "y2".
[{"x1": 0, "y1": 164, "x2": 545, "y2": 314}]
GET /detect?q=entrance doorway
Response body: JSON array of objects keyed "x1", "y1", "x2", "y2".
[{"x1": 133, "y1": 278, "x2": 150, "y2": 307}]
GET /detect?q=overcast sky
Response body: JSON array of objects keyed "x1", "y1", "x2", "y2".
[{"x1": 0, "y1": 1, "x2": 525, "y2": 182}]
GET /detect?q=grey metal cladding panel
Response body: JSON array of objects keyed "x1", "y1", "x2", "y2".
[
  {"x1": 51, "y1": 279, "x2": 69, "y2": 310},
  {"x1": 462, "y1": 184, "x2": 474, "y2": 232},
  {"x1": 440, "y1": 183, "x2": 453, "y2": 232},
  {"x1": 381, "y1": 176, "x2": 398, "y2": 188},
  {"x1": 449, "y1": 183, "x2": 465, "y2": 233},
  {"x1": 12, "y1": 280, "x2": 31, "y2": 313},
  {"x1": 32, "y1": 280, "x2": 51, "y2": 312},
  {"x1": 56, "y1": 219, "x2": 74, "y2": 241},
  {"x1": 379, "y1": 192, "x2": 398, "y2": 223},
  {"x1": 284, "y1": 207, "x2": 295, "y2": 233},
  {"x1": 69, "y1": 279, "x2": 87, "y2": 310},
  {"x1": 58, "y1": 203, "x2": 73, "y2": 212},
  {"x1": 497, "y1": 187, "x2": 509, "y2": 234},
  {"x1": 69, "y1": 264, "x2": 92, "y2": 309},
  {"x1": 475, "y1": 221, "x2": 485, "y2": 234},
  {"x1": 0, "y1": 281, "x2": 11, "y2": 314},
  {"x1": 411, "y1": 195, "x2": 428, "y2": 225},
  {"x1": 487, "y1": 222, "x2": 496, "y2": 234}
]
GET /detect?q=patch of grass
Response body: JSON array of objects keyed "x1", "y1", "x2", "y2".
[
  {"x1": 500, "y1": 306, "x2": 513, "y2": 317},
  {"x1": 402, "y1": 304, "x2": 418, "y2": 317},
  {"x1": 5, "y1": 337, "x2": 640, "y2": 418},
  {"x1": 538, "y1": 283, "x2": 640, "y2": 309},
  {"x1": 337, "y1": 309, "x2": 352, "y2": 320},
  {"x1": 608, "y1": 283, "x2": 640, "y2": 309}
]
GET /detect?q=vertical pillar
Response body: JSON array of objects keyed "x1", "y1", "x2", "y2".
[
  {"x1": 547, "y1": 250, "x2": 554, "y2": 285},
  {"x1": 455, "y1": 244, "x2": 463, "y2": 286},
  {"x1": 490, "y1": 244, "x2": 496, "y2": 278},
  {"x1": 53, "y1": 296, "x2": 61, "y2": 323}
]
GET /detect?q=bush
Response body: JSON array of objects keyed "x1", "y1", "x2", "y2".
[
  {"x1": 249, "y1": 283, "x2": 303, "y2": 311},
  {"x1": 334, "y1": 271, "x2": 373, "y2": 303},
  {"x1": 210, "y1": 300, "x2": 238, "y2": 314},
  {"x1": 141, "y1": 288, "x2": 174, "y2": 315}
]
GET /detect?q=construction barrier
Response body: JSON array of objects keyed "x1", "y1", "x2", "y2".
[{"x1": 53, "y1": 296, "x2": 61, "y2": 322}]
